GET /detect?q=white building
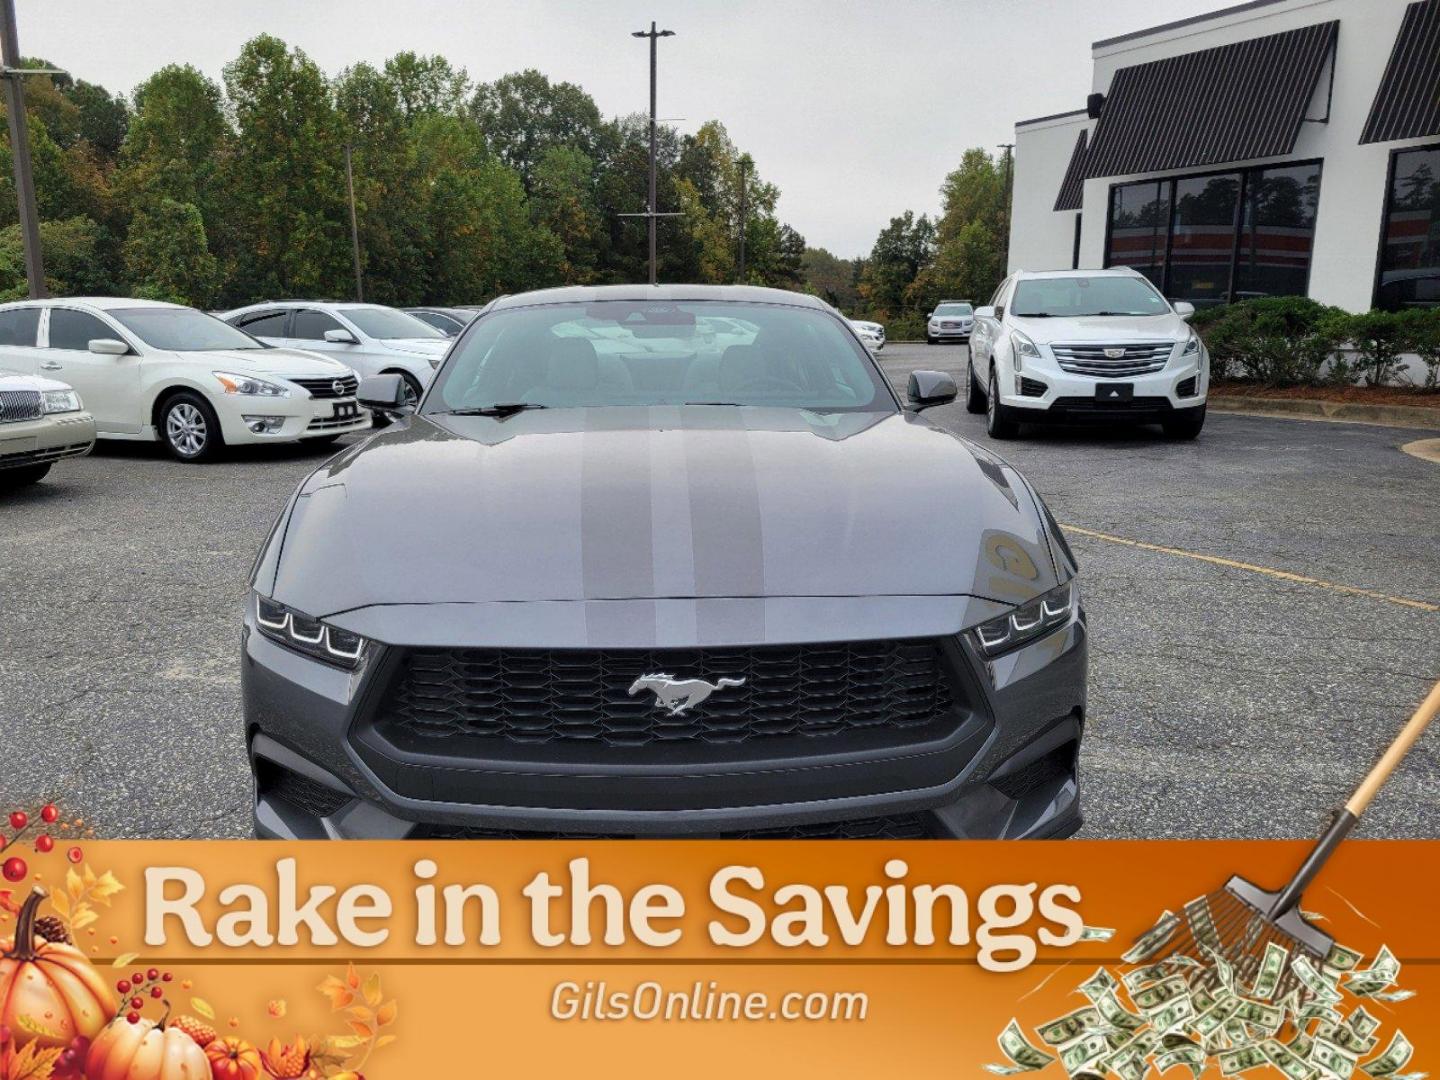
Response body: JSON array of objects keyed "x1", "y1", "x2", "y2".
[{"x1": 1008, "y1": 0, "x2": 1440, "y2": 314}]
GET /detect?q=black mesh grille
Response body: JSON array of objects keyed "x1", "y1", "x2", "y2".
[
  {"x1": 269, "y1": 769, "x2": 351, "y2": 817},
  {"x1": 1020, "y1": 377, "x2": 1048, "y2": 398},
  {"x1": 990, "y1": 746, "x2": 1072, "y2": 801},
  {"x1": 293, "y1": 375, "x2": 358, "y2": 399},
  {"x1": 375, "y1": 640, "x2": 954, "y2": 748},
  {"x1": 1176, "y1": 376, "x2": 1198, "y2": 398},
  {"x1": 420, "y1": 813, "x2": 931, "y2": 840}
]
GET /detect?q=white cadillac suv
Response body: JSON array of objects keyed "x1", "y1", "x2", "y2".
[
  {"x1": 0, "y1": 298, "x2": 370, "y2": 462},
  {"x1": 967, "y1": 268, "x2": 1208, "y2": 440}
]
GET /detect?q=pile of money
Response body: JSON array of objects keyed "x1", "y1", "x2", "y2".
[{"x1": 986, "y1": 906, "x2": 1421, "y2": 1080}]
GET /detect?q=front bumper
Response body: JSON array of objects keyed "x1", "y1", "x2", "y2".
[
  {"x1": 242, "y1": 598, "x2": 1087, "y2": 840},
  {"x1": 929, "y1": 323, "x2": 972, "y2": 340},
  {"x1": 214, "y1": 393, "x2": 371, "y2": 445},
  {"x1": 0, "y1": 411, "x2": 96, "y2": 470},
  {"x1": 998, "y1": 352, "x2": 1207, "y2": 418}
]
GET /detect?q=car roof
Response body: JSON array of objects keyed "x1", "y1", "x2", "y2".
[
  {"x1": 488, "y1": 284, "x2": 833, "y2": 312},
  {"x1": 0, "y1": 297, "x2": 190, "y2": 311},
  {"x1": 1012, "y1": 268, "x2": 1146, "y2": 280}
]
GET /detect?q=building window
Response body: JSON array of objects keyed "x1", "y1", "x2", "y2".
[
  {"x1": 1376, "y1": 144, "x2": 1440, "y2": 311},
  {"x1": 1106, "y1": 160, "x2": 1321, "y2": 307}
]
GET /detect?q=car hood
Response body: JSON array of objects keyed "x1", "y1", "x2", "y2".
[
  {"x1": 0, "y1": 370, "x2": 72, "y2": 393},
  {"x1": 1012, "y1": 313, "x2": 1187, "y2": 343},
  {"x1": 180, "y1": 347, "x2": 352, "y2": 377},
  {"x1": 267, "y1": 407, "x2": 1060, "y2": 616}
]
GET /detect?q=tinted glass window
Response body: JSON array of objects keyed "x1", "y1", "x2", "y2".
[
  {"x1": 934, "y1": 303, "x2": 972, "y2": 316},
  {"x1": 109, "y1": 308, "x2": 265, "y2": 351},
  {"x1": 0, "y1": 307, "x2": 40, "y2": 347},
  {"x1": 1107, "y1": 181, "x2": 1170, "y2": 289},
  {"x1": 1234, "y1": 163, "x2": 1320, "y2": 301},
  {"x1": 238, "y1": 311, "x2": 289, "y2": 336},
  {"x1": 1377, "y1": 146, "x2": 1440, "y2": 310},
  {"x1": 292, "y1": 310, "x2": 344, "y2": 341},
  {"x1": 427, "y1": 301, "x2": 893, "y2": 414},
  {"x1": 48, "y1": 309, "x2": 115, "y2": 351},
  {"x1": 1012, "y1": 276, "x2": 1169, "y2": 318},
  {"x1": 1168, "y1": 174, "x2": 1240, "y2": 308},
  {"x1": 412, "y1": 311, "x2": 462, "y2": 334},
  {"x1": 344, "y1": 306, "x2": 445, "y2": 340}
]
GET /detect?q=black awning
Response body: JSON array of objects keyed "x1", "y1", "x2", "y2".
[
  {"x1": 1053, "y1": 130, "x2": 1089, "y2": 211},
  {"x1": 1082, "y1": 21, "x2": 1338, "y2": 179},
  {"x1": 1361, "y1": 0, "x2": 1440, "y2": 144}
]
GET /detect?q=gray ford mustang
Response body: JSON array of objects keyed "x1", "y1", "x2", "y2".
[{"x1": 243, "y1": 285, "x2": 1086, "y2": 839}]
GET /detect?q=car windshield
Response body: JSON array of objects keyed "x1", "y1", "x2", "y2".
[
  {"x1": 1011, "y1": 277, "x2": 1170, "y2": 317},
  {"x1": 425, "y1": 300, "x2": 895, "y2": 414},
  {"x1": 109, "y1": 308, "x2": 266, "y2": 351},
  {"x1": 344, "y1": 306, "x2": 447, "y2": 340},
  {"x1": 934, "y1": 303, "x2": 972, "y2": 316}
]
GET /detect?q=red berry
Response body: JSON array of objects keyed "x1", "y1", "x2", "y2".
[
  {"x1": 147, "y1": 967, "x2": 159, "y2": 981},
  {"x1": 131, "y1": 972, "x2": 144, "y2": 986},
  {"x1": 130, "y1": 996, "x2": 143, "y2": 1010},
  {"x1": 1, "y1": 857, "x2": 26, "y2": 882},
  {"x1": 40, "y1": 805, "x2": 58, "y2": 824},
  {"x1": 116, "y1": 980, "x2": 130, "y2": 994},
  {"x1": 66, "y1": 846, "x2": 82, "y2": 864},
  {"x1": 126, "y1": 1012, "x2": 140, "y2": 1024},
  {"x1": 35, "y1": 835, "x2": 54, "y2": 853},
  {"x1": 150, "y1": 986, "x2": 162, "y2": 999},
  {"x1": 8, "y1": 811, "x2": 26, "y2": 831},
  {"x1": 161, "y1": 972, "x2": 173, "y2": 982}
]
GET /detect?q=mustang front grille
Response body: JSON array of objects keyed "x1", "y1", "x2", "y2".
[
  {"x1": 374, "y1": 640, "x2": 955, "y2": 748},
  {"x1": 1051, "y1": 342, "x2": 1173, "y2": 378},
  {"x1": 0, "y1": 390, "x2": 43, "y2": 424}
]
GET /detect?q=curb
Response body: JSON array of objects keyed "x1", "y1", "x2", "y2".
[
  {"x1": 1209, "y1": 395, "x2": 1440, "y2": 430},
  {"x1": 1401, "y1": 438, "x2": 1440, "y2": 465}
]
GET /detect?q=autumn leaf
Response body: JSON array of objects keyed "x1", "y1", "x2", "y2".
[
  {"x1": 191, "y1": 998, "x2": 216, "y2": 1020},
  {"x1": 71, "y1": 908, "x2": 98, "y2": 932},
  {"x1": 375, "y1": 1000, "x2": 397, "y2": 1027},
  {"x1": 14, "y1": 1014, "x2": 63, "y2": 1040},
  {"x1": 374, "y1": 1034, "x2": 398, "y2": 1050},
  {"x1": 344, "y1": 963, "x2": 360, "y2": 990},
  {"x1": 317, "y1": 976, "x2": 354, "y2": 1011},
  {"x1": 46, "y1": 892, "x2": 67, "y2": 919},
  {"x1": 322, "y1": 1035, "x2": 366, "y2": 1053},
  {"x1": 111, "y1": 952, "x2": 138, "y2": 968},
  {"x1": 346, "y1": 1020, "x2": 373, "y2": 1040},
  {"x1": 90, "y1": 870, "x2": 124, "y2": 905},
  {"x1": 65, "y1": 869, "x2": 83, "y2": 902},
  {"x1": 4, "y1": 1040, "x2": 63, "y2": 1080},
  {"x1": 361, "y1": 972, "x2": 382, "y2": 1007}
]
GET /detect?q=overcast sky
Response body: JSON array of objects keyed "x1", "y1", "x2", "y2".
[{"x1": 23, "y1": 0, "x2": 1231, "y2": 258}]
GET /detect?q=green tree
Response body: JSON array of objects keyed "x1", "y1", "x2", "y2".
[
  {"x1": 859, "y1": 211, "x2": 935, "y2": 318},
  {"x1": 909, "y1": 148, "x2": 1007, "y2": 311},
  {"x1": 383, "y1": 52, "x2": 469, "y2": 119},
  {"x1": 471, "y1": 70, "x2": 604, "y2": 192},
  {"x1": 531, "y1": 145, "x2": 602, "y2": 284},
  {"x1": 801, "y1": 246, "x2": 862, "y2": 309},
  {"x1": 0, "y1": 216, "x2": 115, "y2": 299},
  {"x1": 122, "y1": 198, "x2": 220, "y2": 305}
]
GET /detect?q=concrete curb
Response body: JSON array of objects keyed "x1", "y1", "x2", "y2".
[
  {"x1": 1209, "y1": 395, "x2": 1440, "y2": 430},
  {"x1": 1401, "y1": 438, "x2": 1440, "y2": 465}
]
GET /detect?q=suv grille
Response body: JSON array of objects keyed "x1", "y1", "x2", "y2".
[
  {"x1": 1051, "y1": 342, "x2": 1173, "y2": 378},
  {"x1": 375, "y1": 640, "x2": 954, "y2": 748},
  {"x1": 420, "y1": 814, "x2": 932, "y2": 840},
  {"x1": 292, "y1": 375, "x2": 358, "y2": 399},
  {"x1": 0, "y1": 390, "x2": 43, "y2": 424}
]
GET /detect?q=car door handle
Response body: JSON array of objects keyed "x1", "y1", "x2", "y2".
[{"x1": 40, "y1": 361, "x2": 62, "y2": 370}]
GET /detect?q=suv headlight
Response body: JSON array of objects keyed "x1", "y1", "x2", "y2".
[
  {"x1": 1010, "y1": 331, "x2": 1042, "y2": 364},
  {"x1": 1180, "y1": 331, "x2": 1200, "y2": 357},
  {"x1": 214, "y1": 372, "x2": 290, "y2": 397},
  {"x1": 969, "y1": 581, "x2": 1077, "y2": 658},
  {"x1": 42, "y1": 389, "x2": 82, "y2": 414},
  {"x1": 254, "y1": 594, "x2": 368, "y2": 668}
]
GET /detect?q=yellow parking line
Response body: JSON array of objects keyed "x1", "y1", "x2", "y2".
[{"x1": 1060, "y1": 524, "x2": 1440, "y2": 614}]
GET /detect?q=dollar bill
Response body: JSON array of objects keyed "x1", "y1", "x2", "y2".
[
  {"x1": 1123, "y1": 911, "x2": 1180, "y2": 965},
  {"x1": 1289, "y1": 1032, "x2": 1315, "y2": 1059},
  {"x1": 1203, "y1": 944, "x2": 1237, "y2": 993},
  {"x1": 1193, "y1": 998, "x2": 1242, "y2": 1039},
  {"x1": 1345, "y1": 947, "x2": 1400, "y2": 996},
  {"x1": 1132, "y1": 975, "x2": 1189, "y2": 1013},
  {"x1": 1220, "y1": 1045, "x2": 1269, "y2": 1075},
  {"x1": 1251, "y1": 941, "x2": 1289, "y2": 1001},
  {"x1": 1233, "y1": 999, "x2": 1284, "y2": 1033},
  {"x1": 1094, "y1": 990, "x2": 1146, "y2": 1034},
  {"x1": 1319, "y1": 1022, "x2": 1379, "y2": 1057},
  {"x1": 1060, "y1": 1033, "x2": 1111, "y2": 1076},
  {"x1": 1313, "y1": 1037, "x2": 1359, "y2": 1080},
  {"x1": 989, "y1": 1019, "x2": 1057, "y2": 1074},
  {"x1": 1349, "y1": 1007, "x2": 1381, "y2": 1039},
  {"x1": 1365, "y1": 989, "x2": 1415, "y2": 1003},
  {"x1": 1080, "y1": 925, "x2": 1116, "y2": 942},
  {"x1": 1037, "y1": 1007, "x2": 1103, "y2": 1047},
  {"x1": 1078, "y1": 967, "x2": 1119, "y2": 1003},
  {"x1": 1263, "y1": 1038, "x2": 1319, "y2": 1080},
  {"x1": 1293, "y1": 955, "x2": 1344, "y2": 1005},
  {"x1": 1324, "y1": 943, "x2": 1364, "y2": 973},
  {"x1": 1361, "y1": 1032, "x2": 1413, "y2": 1078},
  {"x1": 1149, "y1": 995, "x2": 1196, "y2": 1034},
  {"x1": 1123, "y1": 963, "x2": 1172, "y2": 991},
  {"x1": 1156, "y1": 1044, "x2": 1205, "y2": 1078}
]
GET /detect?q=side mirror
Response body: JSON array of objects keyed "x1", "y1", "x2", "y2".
[
  {"x1": 358, "y1": 373, "x2": 412, "y2": 414},
  {"x1": 1173, "y1": 301, "x2": 1195, "y2": 321},
  {"x1": 907, "y1": 370, "x2": 958, "y2": 411},
  {"x1": 974, "y1": 305, "x2": 996, "y2": 319},
  {"x1": 88, "y1": 338, "x2": 129, "y2": 356},
  {"x1": 324, "y1": 328, "x2": 360, "y2": 345}
]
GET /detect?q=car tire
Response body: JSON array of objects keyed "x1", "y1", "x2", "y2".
[
  {"x1": 965, "y1": 357, "x2": 986, "y2": 414},
  {"x1": 1162, "y1": 404, "x2": 1206, "y2": 440},
  {"x1": 926, "y1": 335, "x2": 936, "y2": 345},
  {"x1": 986, "y1": 367, "x2": 1020, "y2": 440},
  {"x1": 159, "y1": 391, "x2": 224, "y2": 462},
  {"x1": 0, "y1": 463, "x2": 51, "y2": 489}
]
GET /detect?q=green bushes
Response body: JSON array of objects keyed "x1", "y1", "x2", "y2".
[{"x1": 1192, "y1": 297, "x2": 1440, "y2": 389}]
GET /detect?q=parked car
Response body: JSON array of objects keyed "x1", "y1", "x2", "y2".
[
  {"x1": 404, "y1": 307, "x2": 480, "y2": 337},
  {"x1": 0, "y1": 369, "x2": 95, "y2": 488},
  {"x1": 0, "y1": 299, "x2": 369, "y2": 462},
  {"x1": 926, "y1": 301, "x2": 974, "y2": 344},
  {"x1": 967, "y1": 267, "x2": 1207, "y2": 440},
  {"x1": 848, "y1": 319, "x2": 885, "y2": 351},
  {"x1": 244, "y1": 284, "x2": 1085, "y2": 841},
  {"x1": 221, "y1": 302, "x2": 450, "y2": 405}
]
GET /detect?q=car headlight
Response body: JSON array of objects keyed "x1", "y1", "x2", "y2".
[
  {"x1": 41, "y1": 389, "x2": 82, "y2": 414},
  {"x1": 254, "y1": 594, "x2": 368, "y2": 668},
  {"x1": 1010, "y1": 331, "x2": 1042, "y2": 364},
  {"x1": 1181, "y1": 332, "x2": 1200, "y2": 357},
  {"x1": 969, "y1": 581, "x2": 1078, "y2": 659},
  {"x1": 214, "y1": 372, "x2": 290, "y2": 397}
]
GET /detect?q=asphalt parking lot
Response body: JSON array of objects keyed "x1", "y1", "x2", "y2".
[{"x1": 2, "y1": 343, "x2": 1437, "y2": 840}]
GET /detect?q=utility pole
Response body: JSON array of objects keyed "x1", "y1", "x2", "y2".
[
  {"x1": 344, "y1": 144, "x2": 363, "y2": 302},
  {"x1": 997, "y1": 142, "x2": 1015, "y2": 272},
  {"x1": 0, "y1": 0, "x2": 64, "y2": 299},
  {"x1": 625, "y1": 21, "x2": 676, "y2": 285},
  {"x1": 736, "y1": 155, "x2": 749, "y2": 282}
]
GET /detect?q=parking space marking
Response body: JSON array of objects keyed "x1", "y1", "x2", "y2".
[{"x1": 1061, "y1": 524, "x2": 1440, "y2": 614}]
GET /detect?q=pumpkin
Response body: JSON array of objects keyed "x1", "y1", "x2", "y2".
[
  {"x1": 86, "y1": 1015, "x2": 210, "y2": 1080},
  {"x1": 206, "y1": 1036, "x2": 263, "y2": 1080},
  {"x1": 0, "y1": 888, "x2": 115, "y2": 1050}
]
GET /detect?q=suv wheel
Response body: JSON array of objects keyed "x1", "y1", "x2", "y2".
[
  {"x1": 160, "y1": 392, "x2": 224, "y2": 462},
  {"x1": 926, "y1": 334, "x2": 937, "y2": 345},
  {"x1": 965, "y1": 356, "x2": 986, "y2": 414},
  {"x1": 0, "y1": 463, "x2": 51, "y2": 489},
  {"x1": 1162, "y1": 404, "x2": 1206, "y2": 440},
  {"x1": 986, "y1": 367, "x2": 1020, "y2": 439}
]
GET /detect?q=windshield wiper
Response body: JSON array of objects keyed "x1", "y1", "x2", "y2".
[
  {"x1": 1091, "y1": 311, "x2": 1153, "y2": 316},
  {"x1": 1012, "y1": 312, "x2": 1054, "y2": 317},
  {"x1": 444, "y1": 403, "x2": 548, "y2": 417}
]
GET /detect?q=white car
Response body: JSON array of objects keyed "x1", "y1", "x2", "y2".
[
  {"x1": 967, "y1": 267, "x2": 1208, "y2": 440},
  {"x1": 848, "y1": 319, "x2": 885, "y2": 351},
  {"x1": 0, "y1": 369, "x2": 95, "y2": 488},
  {"x1": 0, "y1": 298, "x2": 370, "y2": 462},
  {"x1": 926, "y1": 301, "x2": 973, "y2": 344},
  {"x1": 222, "y1": 301, "x2": 450, "y2": 405}
]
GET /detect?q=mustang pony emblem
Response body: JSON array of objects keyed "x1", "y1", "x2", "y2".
[{"x1": 628, "y1": 674, "x2": 746, "y2": 716}]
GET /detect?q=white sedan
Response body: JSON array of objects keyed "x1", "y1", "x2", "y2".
[
  {"x1": 0, "y1": 370, "x2": 95, "y2": 488},
  {"x1": 848, "y1": 319, "x2": 886, "y2": 351},
  {"x1": 0, "y1": 298, "x2": 370, "y2": 462}
]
